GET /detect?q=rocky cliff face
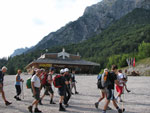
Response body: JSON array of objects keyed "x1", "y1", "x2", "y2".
[
  {"x1": 11, "y1": 47, "x2": 30, "y2": 57},
  {"x1": 28, "y1": 0, "x2": 150, "y2": 52}
]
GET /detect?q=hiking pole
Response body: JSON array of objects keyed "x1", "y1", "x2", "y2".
[
  {"x1": 122, "y1": 87, "x2": 125, "y2": 112},
  {"x1": 21, "y1": 81, "x2": 24, "y2": 99}
]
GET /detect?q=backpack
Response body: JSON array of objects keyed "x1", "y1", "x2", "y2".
[
  {"x1": 97, "y1": 74, "x2": 104, "y2": 89},
  {"x1": 101, "y1": 71, "x2": 111, "y2": 88},
  {"x1": 53, "y1": 75, "x2": 62, "y2": 88},
  {"x1": 41, "y1": 73, "x2": 48, "y2": 85},
  {"x1": 26, "y1": 77, "x2": 31, "y2": 89}
]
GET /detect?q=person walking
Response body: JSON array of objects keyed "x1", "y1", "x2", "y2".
[
  {"x1": 58, "y1": 69, "x2": 67, "y2": 111},
  {"x1": 95, "y1": 68, "x2": 111, "y2": 110},
  {"x1": 0, "y1": 66, "x2": 12, "y2": 106},
  {"x1": 14, "y1": 69, "x2": 24, "y2": 101},
  {"x1": 70, "y1": 70, "x2": 79, "y2": 94},
  {"x1": 28, "y1": 69, "x2": 42, "y2": 113},
  {"x1": 39, "y1": 67, "x2": 56, "y2": 105},
  {"x1": 63, "y1": 68, "x2": 71, "y2": 107},
  {"x1": 115, "y1": 70, "x2": 125, "y2": 102},
  {"x1": 102, "y1": 65, "x2": 124, "y2": 113}
]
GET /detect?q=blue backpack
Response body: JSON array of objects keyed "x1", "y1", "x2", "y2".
[{"x1": 97, "y1": 74, "x2": 104, "y2": 89}]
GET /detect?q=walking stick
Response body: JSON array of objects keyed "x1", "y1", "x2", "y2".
[
  {"x1": 21, "y1": 81, "x2": 24, "y2": 99},
  {"x1": 122, "y1": 87, "x2": 125, "y2": 112}
]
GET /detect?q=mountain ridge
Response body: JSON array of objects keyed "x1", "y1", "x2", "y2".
[{"x1": 27, "y1": 0, "x2": 150, "y2": 53}]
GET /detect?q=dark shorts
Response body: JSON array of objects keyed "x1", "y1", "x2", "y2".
[
  {"x1": 0, "y1": 83, "x2": 3, "y2": 92},
  {"x1": 40, "y1": 84, "x2": 45, "y2": 90},
  {"x1": 106, "y1": 88, "x2": 115, "y2": 100},
  {"x1": 58, "y1": 86, "x2": 65, "y2": 96},
  {"x1": 44, "y1": 86, "x2": 54, "y2": 95},
  {"x1": 32, "y1": 87, "x2": 40, "y2": 101}
]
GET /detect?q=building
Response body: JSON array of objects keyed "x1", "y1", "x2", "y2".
[{"x1": 26, "y1": 48, "x2": 100, "y2": 74}]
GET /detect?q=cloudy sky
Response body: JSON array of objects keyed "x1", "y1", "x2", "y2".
[{"x1": 0, "y1": 0, "x2": 101, "y2": 58}]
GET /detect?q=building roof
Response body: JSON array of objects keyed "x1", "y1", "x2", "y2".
[
  {"x1": 26, "y1": 48, "x2": 100, "y2": 68},
  {"x1": 26, "y1": 58, "x2": 99, "y2": 68}
]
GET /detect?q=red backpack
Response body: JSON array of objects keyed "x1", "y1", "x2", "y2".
[
  {"x1": 41, "y1": 73, "x2": 48, "y2": 85},
  {"x1": 53, "y1": 75, "x2": 62, "y2": 88}
]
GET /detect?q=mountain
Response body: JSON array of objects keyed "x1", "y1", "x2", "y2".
[
  {"x1": 11, "y1": 47, "x2": 30, "y2": 57},
  {"x1": 28, "y1": 0, "x2": 150, "y2": 52}
]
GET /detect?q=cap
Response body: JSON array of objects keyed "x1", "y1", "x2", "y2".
[
  {"x1": 64, "y1": 68, "x2": 69, "y2": 72},
  {"x1": 49, "y1": 67, "x2": 55, "y2": 71},
  {"x1": 104, "y1": 68, "x2": 108, "y2": 72},
  {"x1": 35, "y1": 69, "x2": 41, "y2": 73},
  {"x1": 40, "y1": 68, "x2": 45, "y2": 72},
  {"x1": 60, "y1": 69, "x2": 65, "y2": 74}
]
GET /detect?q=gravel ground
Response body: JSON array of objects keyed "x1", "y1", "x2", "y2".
[{"x1": 0, "y1": 75, "x2": 150, "y2": 113}]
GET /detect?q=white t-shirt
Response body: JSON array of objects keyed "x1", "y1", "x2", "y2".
[
  {"x1": 31, "y1": 74, "x2": 41, "y2": 88},
  {"x1": 117, "y1": 73, "x2": 124, "y2": 86}
]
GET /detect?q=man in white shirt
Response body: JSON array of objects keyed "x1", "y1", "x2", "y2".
[{"x1": 28, "y1": 69, "x2": 42, "y2": 113}]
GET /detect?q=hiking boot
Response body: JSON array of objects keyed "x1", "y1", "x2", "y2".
[
  {"x1": 39, "y1": 100, "x2": 43, "y2": 105},
  {"x1": 119, "y1": 99, "x2": 123, "y2": 102},
  {"x1": 94, "y1": 102, "x2": 99, "y2": 109},
  {"x1": 64, "y1": 103, "x2": 69, "y2": 107},
  {"x1": 14, "y1": 96, "x2": 17, "y2": 99},
  {"x1": 107, "y1": 106, "x2": 112, "y2": 110},
  {"x1": 16, "y1": 97, "x2": 21, "y2": 101},
  {"x1": 102, "y1": 110, "x2": 106, "y2": 113},
  {"x1": 34, "y1": 108, "x2": 42, "y2": 113},
  {"x1": 5, "y1": 101, "x2": 12, "y2": 106},
  {"x1": 59, "y1": 106, "x2": 66, "y2": 111},
  {"x1": 75, "y1": 92, "x2": 79, "y2": 94},
  {"x1": 50, "y1": 101, "x2": 56, "y2": 104},
  {"x1": 28, "y1": 106, "x2": 32, "y2": 113},
  {"x1": 127, "y1": 90, "x2": 131, "y2": 93},
  {"x1": 118, "y1": 109, "x2": 123, "y2": 113}
]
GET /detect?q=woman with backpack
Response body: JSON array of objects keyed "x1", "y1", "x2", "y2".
[
  {"x1": 95, "y1": 68, "x2": 111, "y2": 110},
  {"x1": 14, "y1": 69, "x2": 24, "y2": 101}
]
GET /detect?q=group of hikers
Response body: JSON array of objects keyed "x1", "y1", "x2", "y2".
[
  {"x1": 0, "y1": 66, "x2": 79, "y2": 113},
  {"x1": 27, "y1": 67, "x2": 79, "y2": 113},
  {"x1": 95, "y1": 65, "x2": 131, "y2": 113},
  {"x1": 0, "y1": 64, "x2": 131, "y2": 113}
]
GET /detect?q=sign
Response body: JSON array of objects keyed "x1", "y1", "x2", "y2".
[{"x1": 39, "y1": 64, "x2": 52, "y2": 67}]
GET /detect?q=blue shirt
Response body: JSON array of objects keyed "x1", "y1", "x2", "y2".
[{"x1": 15, "y1": 74, "x2": 21, "y2": 85}]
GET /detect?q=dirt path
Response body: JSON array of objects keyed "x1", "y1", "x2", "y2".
[{"x1": 0, "y1": 75, "x2": 150, "y2": 113}]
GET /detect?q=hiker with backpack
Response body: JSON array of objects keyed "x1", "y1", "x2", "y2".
[
  {"x1": 0, "y1": 66, "x2": 12, "y2": 106},
  {"x1": 70, "y1": 70, "x2": 79, "y2": 94},
  {"x1": 57, "y1": 69, "x2": 67, "y2": 111},
  {"x1": 63, "y1": 68, "x2": 72, "y2": 107},
  {"x1": 28, "y1": 69, "x2": 42, "y2": 113},
  {"x1": 14, "y1": 69, "x2": 24, "y2": 101},
  {"x1": 95, "y1": 68, "x2": 111, "y2": 110},
  {"x1": 39, "y1": 67, "x2": 56, "y2": 105},
  {"x1": 102, "y1": 65, "x2": 125, "y2": 113}
]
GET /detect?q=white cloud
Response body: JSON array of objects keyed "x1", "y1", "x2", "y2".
[{"x1": 0, "y1": 0, "x2": 100, "y2": 58}]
